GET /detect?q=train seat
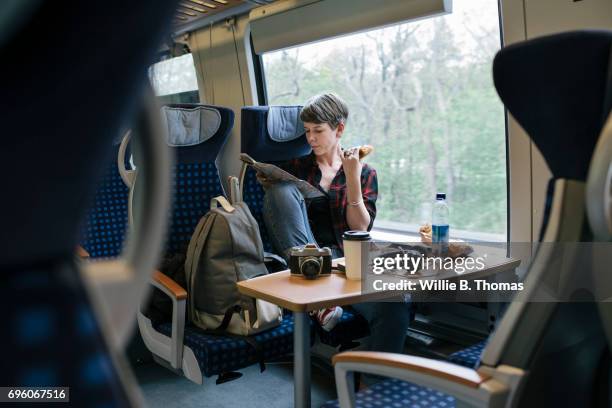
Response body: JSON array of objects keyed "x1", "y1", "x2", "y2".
[
  {"x1": 320, "y1": 378, "x2": 454, "y2": 408},
  {"x1": 240, "y1": 105, "x2": 311, "y2": 254},
  {"x1": 240, "y1": 105, "x2": 371, "y2": 348},
  {"x1": 446, "y1": 340, "x2": 487, "y2": 369},
  {"x1": 137, "y1": 104, "x2": 307, "y2": 384},
  {"x1": 159, "y1": 104, "x2": 234, "y2": 253},
  {"x1": 0, "y1": 0, "x2": 179, "y2": 403},
  {"x1": 80, "y1": 134, "x2": 132, "y2": 259},
  {"x1": 324, "y1": 30, "x2": 612, "y2": 408},
  {"x1": 153, "y1": 312, "x2": 314, "y2": 379}
]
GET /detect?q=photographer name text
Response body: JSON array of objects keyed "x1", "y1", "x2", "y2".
[
  {"x1": 369, "y1": 253, "x2": 524, "y2": 292},
  {"x1": 372, "y1": 279, "x2": 524, "y2": 292}
]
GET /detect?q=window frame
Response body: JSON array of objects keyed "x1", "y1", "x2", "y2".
[{"x1": 254, "y1": 3, "x2": 509, "y2": 243}]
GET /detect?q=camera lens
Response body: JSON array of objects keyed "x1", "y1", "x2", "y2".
[{"x1": 300, "y1": 257, "x2": 321, "y2": 279}]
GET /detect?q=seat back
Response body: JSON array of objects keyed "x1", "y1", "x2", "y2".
[
  {"x1": 0, "y1": 0, "x2": 179, "y2": 405},
  {"x1": 156, "y1": 103, "x2": 234, "y2": 253},
  {"x1": 588, "y1": 112, "x2": 612, "y2": 356},
  {"x1": 479, "y1": 31, "x2": 612, "y2": 407},
  {"x1": 240, "y1": 106, "x2": 311, "y2": 251},
  {"x1": 80, "y1": 136, "x2": 132, "y2": 258}
]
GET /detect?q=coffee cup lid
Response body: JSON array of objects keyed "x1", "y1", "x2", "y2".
[{"x1": 343, "y1": 230, "x2": 371, "y2": 241}]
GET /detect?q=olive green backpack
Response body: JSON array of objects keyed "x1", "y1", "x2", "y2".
[{"x1": 184, "y1": 186, "x2": 282, "y2": 336}]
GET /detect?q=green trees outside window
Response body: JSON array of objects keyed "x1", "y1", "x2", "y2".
[{"x1": 263, "y1": 0, "x2": 506, "y2": 238}]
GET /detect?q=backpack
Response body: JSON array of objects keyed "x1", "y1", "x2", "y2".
[{"x1": 185, "y1": 193, "x2": 282, "y2": 336}]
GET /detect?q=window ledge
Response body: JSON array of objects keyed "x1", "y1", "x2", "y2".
[{"x1": 372, "y1": 220, "x2": 506, "y2": 243}]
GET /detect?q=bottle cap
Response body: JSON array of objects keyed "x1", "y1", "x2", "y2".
[
  {"x1": 436, "y1": 193, "x2": 446, "y2": 200},
  {"x1": 343, "y1": 230, "x2": 371, "y2": 241}
]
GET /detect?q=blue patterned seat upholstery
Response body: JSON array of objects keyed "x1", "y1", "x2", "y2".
[
  {"x1": 446, "y1": 341, "x2": 486, "y2": 369},
  {"x1": 320, "y1": 378, "x2": 455, "y2": 408},
  {"x1": 2, "y1": 266, "x2": 131, "y2": 406},
  {"x1": 80, "y1": 141, "x2": 130, "y2": 259},
  {"x1": 240, "y1": 106, "x2": 311, "y2": 253},
  {"x1": 155, "y1": 313, "x2": 314, "y2": 377},
  {"x1": 159, "y1": 104, "x2": 234, "y2": 253},
  {"x1": 242, "y1": 168, "x2": 273, "y2": 252},
  {"x1": 166, "y1": 161, "x2": 225, "y2": 252}
]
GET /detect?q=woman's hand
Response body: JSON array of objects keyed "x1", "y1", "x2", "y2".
[
  {"x1": 339, "y1": 145, "x2": 370, "y2": 230},
  {"x1": 339, "y1": 145, "x2": 362, "y2": 180}
]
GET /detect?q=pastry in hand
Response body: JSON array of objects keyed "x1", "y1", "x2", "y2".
[
  {"x1": 358, "y1": 145, "x2": 373, "y2": 159},
  {"x1": 344, "y1": 145, "x2": 374, "y2": 159}
]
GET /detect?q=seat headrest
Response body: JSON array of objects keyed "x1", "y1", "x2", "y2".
[
  {"x1": 267, "y1": 106, "x2": 305, "y2": 142},
  {"x1": 241, "y1": 106, "x2": 311, "y2": 162},
  {"x1": 161, "y1": 105, "x2": 221, "y2": 146},
  {"x1": 493, "y1": 30, "x2": 612, "y2": 181},
  {"x1": 162, "y1": 103, "x2": 234, "y2": 163}
]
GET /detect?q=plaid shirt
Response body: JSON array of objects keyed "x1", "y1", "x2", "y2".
[{"x1": 280, "y1": 153, "x2": 378, "y2": 251}]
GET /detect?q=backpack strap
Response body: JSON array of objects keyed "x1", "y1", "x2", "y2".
[
  {"x1": 228, "y1": 175, "x2": 241, "y2": 205},
  {"x1": 216, "y1": 304, "x2": 243, "y2": 331},
  {"x1": 238, "y1": 161, "x2": 248, "y2": 203},
  {"x1": 210, "y1": 195, "x2": 235, "y2": 213},
  {"x1": 185, "y1": 213, "x2": 215, "y2": 323},
  {"x1": 209, "y1": 304, "x2": 267, "y2": 373}
]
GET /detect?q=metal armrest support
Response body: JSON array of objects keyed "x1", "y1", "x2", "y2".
[
  {"x1": 138, "y1": 271, "x2": 187, "y2": 370},
  {"x1": 333, "y1": 352, "x2": 510, "y2": 408}
]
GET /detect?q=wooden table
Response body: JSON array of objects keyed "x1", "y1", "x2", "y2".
[{"x1": 237, "y1": 250, "x2": 520, "y2": 408}]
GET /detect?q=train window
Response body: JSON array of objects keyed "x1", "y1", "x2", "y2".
[
  {"x1": 149, "y1": 53, "x2": 200, "y2": 104},
  {"x1": 262, "y1": 0, "x2": 506, "y2": 240}
]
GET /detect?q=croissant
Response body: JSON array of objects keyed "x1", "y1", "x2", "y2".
[
  {"x1": 358, "y1": 145, "x2": 373, "y2": 159},
  {"x1": 344, "y1": 145, "x2": 374, "y2": 159}
]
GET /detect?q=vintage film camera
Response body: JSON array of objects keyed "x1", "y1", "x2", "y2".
[{"x1": 289, "y1": 244, "x2": 332, "y2": 280}]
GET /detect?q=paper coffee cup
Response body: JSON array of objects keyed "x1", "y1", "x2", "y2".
[{"x1": 343, "y1": 231, "x2": 371, "y2": 281}]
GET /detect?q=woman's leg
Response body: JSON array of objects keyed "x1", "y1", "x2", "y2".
[
  {"x1": 263, "y1": 182, "x2": 317, "y2": 261},
  {"x1": 351, "y1": 301, "x2": 412, "y2": 354},
  {"x1": 351, "y1": 301, "x2": 412, "y2": 386}
]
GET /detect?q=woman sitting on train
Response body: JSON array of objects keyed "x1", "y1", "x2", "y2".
[{"x1": 257, "y1": 93, "x2": 412, "y2": 356}]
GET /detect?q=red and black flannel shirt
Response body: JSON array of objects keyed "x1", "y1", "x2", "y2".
[{"x1": 279, "y1": 153, "x2": 378, "y2": 250}]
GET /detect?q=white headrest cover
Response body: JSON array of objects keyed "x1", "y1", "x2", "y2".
[
  {"x1": 267, "y1": 106, "x2": 305, "y2": 142},
  {"x1": 161, "y1": 106, "x2": 221, "y2": 146}
]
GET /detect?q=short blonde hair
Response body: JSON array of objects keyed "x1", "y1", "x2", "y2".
[{"x1": 300, "y1": 93, "x2": 348, "y2": 129}]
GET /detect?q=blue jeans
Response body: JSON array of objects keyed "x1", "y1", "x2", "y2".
[{"x1": 262, "y1": 183, "x2": 412, "y2": 354}]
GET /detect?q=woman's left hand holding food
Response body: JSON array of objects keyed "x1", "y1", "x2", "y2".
[{"x1": 339, "y1": 145, "x2": 362, "y2": 180}]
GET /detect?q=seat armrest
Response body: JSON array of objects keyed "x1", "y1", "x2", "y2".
[
  {"x1": 334, "y1": 352, "x2": 489, "y2": 388},
  {"x1": 153, "y1": 270, "x2": 187, "y2": 300},
  {"x1": 145, "y1": 270, "x2": 187, "y2": 369},
  {"x1": 333, "y1": 351, "x2": 508, "y2": 408}
]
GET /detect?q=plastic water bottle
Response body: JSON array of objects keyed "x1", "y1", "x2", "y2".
[{"x1": 432, "y1": 193, "x2": 449, "y2": 255}]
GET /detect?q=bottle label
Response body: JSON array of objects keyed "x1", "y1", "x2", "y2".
[{"x1": 432, "y1": 224, "x2": 449, "y2": 255}]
